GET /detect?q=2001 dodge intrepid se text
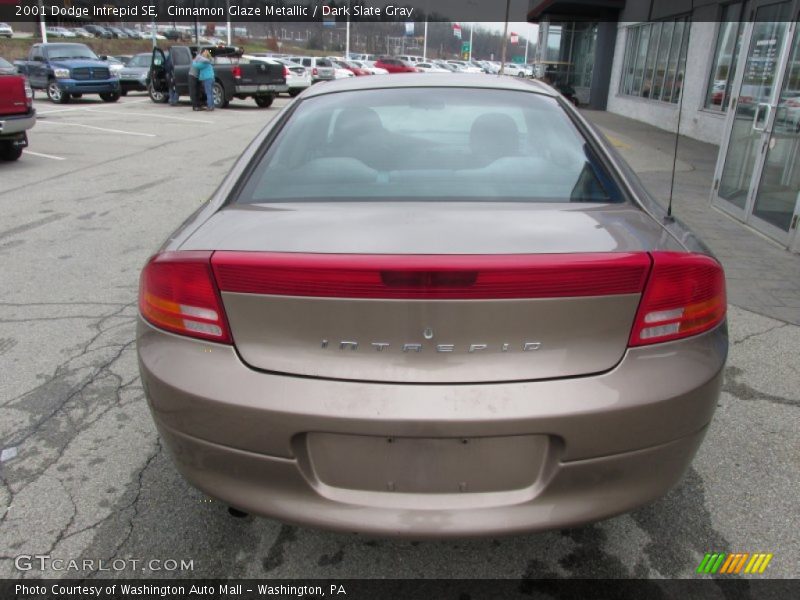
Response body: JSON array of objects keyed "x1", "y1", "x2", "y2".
[{"x1": 136, "y1": 74, "x2": 728, "y2": 537}]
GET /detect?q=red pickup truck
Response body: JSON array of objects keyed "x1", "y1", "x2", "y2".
[{"x1": 0, "y1": 63, "x2": 35, "y2": 161}]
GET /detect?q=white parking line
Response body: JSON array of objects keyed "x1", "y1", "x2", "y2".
[
  {"x1": 36, "y1": 98, "x2": 151, "y2": 115},
  {"x1": 37, "y1": 120, "x2": 156, "y2": 137},
  {"x1": 84, "y1": 108, "x2": 213, "y2": 124},
  {"x1": 23, "y1": 150, "x2": 66, "y2": 161}
]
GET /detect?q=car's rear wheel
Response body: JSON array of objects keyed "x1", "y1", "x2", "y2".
[
  {"x1": 149, "y1": 82, "x2": 167, "y2": 103},
  {"x1": 288, "y1": 88, "x2": 301, "y2": 97},
  {"x1": 47, "y1": 80, "x2": 68, "y2": 104},
  {"x1": 212, "y1": 81, "x2": 228, "y2": 108},
  {"x1": 0, "y1": 142, "x2": 23, "y2": 162},
  {"x1": 254, "y1": 94, "x2": 274, "y2": 108},
  {"x1": 100, "y1": 92, "x2": 120, "y2": 103}
]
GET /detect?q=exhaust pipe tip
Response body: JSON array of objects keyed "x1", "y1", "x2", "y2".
[{"x1": 228, "y1": 506, "x2": 249, "y2": 519}]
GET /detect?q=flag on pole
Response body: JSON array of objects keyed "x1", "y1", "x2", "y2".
[
  {"x1": 510, "y1": 32, "x2": 519, "y2": 45},
  {"x1": 453, "y1": 23, "x2": 462, "y2": 39}
]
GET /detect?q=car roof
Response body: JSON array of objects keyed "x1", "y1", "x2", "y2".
[{"x1": 302, "y1": 73, "x2": 557, "y2": 99}]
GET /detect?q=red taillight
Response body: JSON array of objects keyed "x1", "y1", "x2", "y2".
[
  {"x1": 629, "y1": 252, "x2": 726, "y2": 346},
  {"x1": 24, "y1": 80, "x2": 33, "y2": 108},
  {"x1": 312, "y1": 67, "x2": 318, "y2": 76},
  {"x1": 211, "y1": 252, "x2": 651, "y2": 300},
  {"x1": 232, "y1": 65, "x2": 242, "y2": 79},
  {"x1": 139, "y1": 251, "x2": 231, "y2": 344},
  {"x1": 283, "y1": 66, "x2": 289, "y2": 78}
]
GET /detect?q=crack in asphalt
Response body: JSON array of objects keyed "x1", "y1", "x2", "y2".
[
  {"x1": 91, "y1": 438, "x2": 163, "y2": 578},
  {"x1": 731, "y1": 323, "x2": 790, "y2": 346}
]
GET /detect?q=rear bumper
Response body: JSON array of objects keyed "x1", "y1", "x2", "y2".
[
  {"x1": 235, "y1": 84, "x2": 289, "y2": 94},
  {"x1": 138, "y1": 318, "x2": 727, "y2": 536},
  {"x1": 0, "y1": 110, "x2": 35, "y2": 136}
]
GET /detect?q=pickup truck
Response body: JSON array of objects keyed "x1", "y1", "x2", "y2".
[
  {"x1": 0, "y1": 69, "x2": 35, "y2": 161},
  {"x1": 14, "y1": 43, "x2": 120, "y2": 104},
  {"x1": 148, "y1": 45, "x2": 287, "y2": 109}
]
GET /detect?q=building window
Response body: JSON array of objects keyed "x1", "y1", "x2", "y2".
[
  {"x1": 619, "y1": 18, "x2": 690, "y2": 103},
  {"x1": 704, "y1": 3, "x2": 745, "y2": 112}
]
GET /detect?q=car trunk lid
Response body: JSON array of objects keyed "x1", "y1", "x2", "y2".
[{"x1": 184, "y1": 202, "x2": 677, "y2": 383}]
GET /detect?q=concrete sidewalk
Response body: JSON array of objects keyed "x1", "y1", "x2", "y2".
[{"x1": 583, "y1": 109, "x2": 800, "y2": 326}]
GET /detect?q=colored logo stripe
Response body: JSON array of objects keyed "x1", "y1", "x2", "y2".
[{"x1": 698, "y1": 553, "x2": 773, "y2": 574}]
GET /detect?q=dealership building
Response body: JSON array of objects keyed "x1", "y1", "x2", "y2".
[{"x1": 529, "y1": 0, "x2": 800, "y2": 253}]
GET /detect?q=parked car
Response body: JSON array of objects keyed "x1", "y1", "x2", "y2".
[
  {"x1": 502, "y1": 63, "x2": 529, "y2": 77},
  {"x1": 334, "y1": 67, "x2": 355, "y2": 79},
  {"x1": 374, "y1": 57, "x2": 419, "y2": 73},
  {"x1": 0, "y1": 56, "x2": 16, "y2": 75},
  {"x1": 82, "y1": 25, "x2": 113, "y2": 39},
  {"x1": 14, "y1": 43, "x2": 120, "y2": 104},
  {"x1": 102, "y1": 56, "x2": 126, "y2": 77},
  {"x1": 447, "y1": 60, "x2": 483, "y2": 74},
  {"x1": 332, "y1": 59, "x2": 370, "y2": 77},
  {"x1": 0, "y1": 66, "x2": 35, "y2": 161},
  {"x1": 106, "y1": 27, "x2": 129, "y2": 39},
  {"x1": 350, "y1": 60, "x2": 388, "y2": 75},
  {"x1": 433, "y1": 60, "x2": 459, "y2": 72},
  {"x1": 287, "y1": 57, "x2": 335, "y2": 83},
  {"x1": 148, "y1": 45, "x2": 287, "y2": 108},
  {"x1": 118, "y1": 53, "x2": 152, "y2": 95},
  {"x1": 397, "y1": 55, "x2": 424, "y2": 64},
  {"x1": 72, "y1": 28, "x2": 95, "y2": 39},
  {"x1": 135, "y1": 74, "x2": 729, "y2": 537},
  {"x1": 45, "y1": 27, "x2": 77, "y2": 39},
  {"x1": 162, "y1": 29, "x2": 187, "y2": 41},
  {"x1": 415, "y1": 61, "x2": 452, "y2": 73},
  {"x1": 0, "y1": 22, "x2": 14, "y2": 39},
  {"x1": 246, "y1": 56, "x2": 311, "y2": 97}
]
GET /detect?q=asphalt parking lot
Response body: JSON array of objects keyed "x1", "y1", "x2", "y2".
[{"x1": 0, "y1": 92, "x2": 798, "y2": 581}]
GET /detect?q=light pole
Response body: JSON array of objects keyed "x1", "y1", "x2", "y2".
[
  {"x1": 38, "y1": 0, "x2": 47, "y2": 42},
  {"x1": 226, "y1": 0, "x2": 232, "y2": 45},
  {"x1": 499, "y1": 0, "x2": 510, "y2": 75}
]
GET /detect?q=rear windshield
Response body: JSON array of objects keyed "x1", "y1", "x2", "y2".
[{"x1": 236, "y1": 87, "x2": 623, "y2": 204}]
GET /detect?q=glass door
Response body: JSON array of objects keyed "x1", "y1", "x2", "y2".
[
  {"x1": 712, "y1": 0, "x2": 800, "y2": 250},
  {"x1": 752, "y1": 22, "x2": 800, "y2": 247}
]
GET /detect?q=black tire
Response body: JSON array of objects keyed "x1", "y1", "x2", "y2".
[
  {"x1": 148, "y1": 81, "x2": 168, "y2": 103},
  {"x1": 99, "y1": 92, "x2": 120, "y2": 103},
  {"x1": 0, "y1": 142, "x2": 23, "y2": 162},
  {"x1": 288, "y1": 88, "x2": 301, "y2": 97},
  {"x1": 47, "y1": 80, "x2": 69, "y2": 104},
  {"x1": 254, "y1": 94, "x2": 274, "y2": 108},
  {"x1": 212, "y1": 81, "x2": 228, "y2": 108}
]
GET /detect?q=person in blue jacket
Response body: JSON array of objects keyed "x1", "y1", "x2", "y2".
[{"x1": 192, "y1": 49, "x2": 215, "y2": 111}]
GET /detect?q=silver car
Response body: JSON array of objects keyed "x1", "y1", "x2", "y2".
[
  {"x1": 288, "y1": 56, "x2": 335, "y2": 83},
  {"x1": 137, "y1": 75, "x2": 727, "y2": 537}
]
